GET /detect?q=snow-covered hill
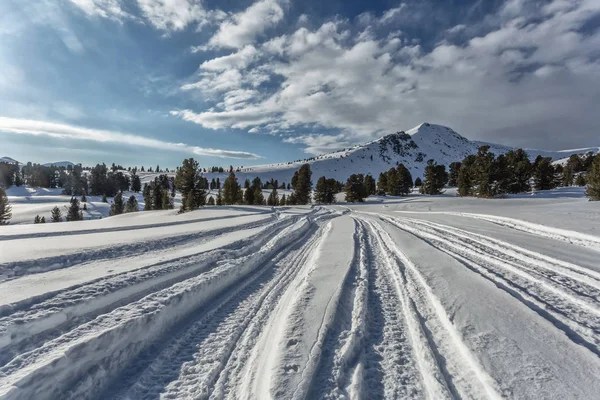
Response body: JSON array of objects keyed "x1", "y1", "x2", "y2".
[
  {"x1": 214, "y1": 123, "x2": 599, "y2": 184},
  {"x1": 0, "y1": 156, "x2": 19, "y2": 164},
  {"x1": 42, "y1": 161, "x2": 76, "y2": 168}
]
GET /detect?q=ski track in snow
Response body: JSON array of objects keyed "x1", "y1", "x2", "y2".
[
  {"x1": 2, "y1": 202, "x2": 600, "y2": 400},
  {"x1": 394, "y1": 211, "x2": 600, "y2": 252},
  {"x1": 382, "y1": 215, "x2": 600, "y2": 357}
]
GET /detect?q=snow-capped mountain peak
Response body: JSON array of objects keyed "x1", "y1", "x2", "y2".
[{"x1": 228, "y1": 122, "x2": 599, "y2": 184}]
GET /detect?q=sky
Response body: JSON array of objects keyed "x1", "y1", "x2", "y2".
[{"x1": 1, "y1": 0, "x2": 599, "y2": 168}]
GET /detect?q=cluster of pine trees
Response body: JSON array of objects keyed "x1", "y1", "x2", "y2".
[
  {"x1": 455, "y1": 146, "x2": 600, "y2": 199},
  {"x1": 376, "y1": 165, "x2": 413, "y2": 196},
  {"x1": 314, "y1": 177, "x2": 344, "y2": 204},
  {"x1": 143, "y1": 174, "x2": 175, "y2": 211}
]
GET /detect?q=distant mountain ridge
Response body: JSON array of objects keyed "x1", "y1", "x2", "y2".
[
  {"x1": 42, "y1": 161, "x2": 76, "y2": 168},
  {"x1": 0, "y1": 156, "x2": 19, "y2": 164},
  {"x1": 4, "y1": 123, "x2": 599, "y2": 185},
  {"x1": 225, "y1": 122, "x2": 600, "y2": 184}
]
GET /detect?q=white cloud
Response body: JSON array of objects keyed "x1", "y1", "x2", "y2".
[
  {"x1": 171, "y1": 108, "x2": 276, "y2": 130},
  {"x1": 200, "y1": 45, "x2": 258, "y2": 71},
  {"x1": 380, "y1": 5, "x2": 405, "y2": 23},
  {"x1": 207, "y1": 0, "x2": 285, "y2": 49},
  {"x1": 0, "y1": 117, "x2": 261, "y2": 159},
  {"x1": 174, "y1": 0, "x2": 600, "y2": 151},
  {"x1": 283, "y1": 133, "x2": 352, "y2": 154},
  {"x1": 68, "y1": 0, "x2": 222, "y2": 31},
  {"x1": 136, "y1": 0, "x2": 208, "y2": 31},
  {"x1": 68, "y1": 0, "x2": 132, "y2": 21}
]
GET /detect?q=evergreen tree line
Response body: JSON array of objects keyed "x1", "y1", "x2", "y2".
[
  {"x1": 455, "y1": 147, "x2": 600, "y2": 198},
  {"x1": 143, "y1": 175, "x2": 176, "y2": 211}
]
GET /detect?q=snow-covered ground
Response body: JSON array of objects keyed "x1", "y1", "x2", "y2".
[
  {"x1": 4, "y1": 185, "x2": 293, "y2": 225},
  {"x1": 1, "y1": 189, "x2": 599, "y2": 399}
]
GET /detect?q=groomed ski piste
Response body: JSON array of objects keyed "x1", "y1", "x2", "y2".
[{"x1": 1, "y1": 190, "x2": 600, "y2": 399}]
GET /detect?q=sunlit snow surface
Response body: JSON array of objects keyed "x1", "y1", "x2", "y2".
[{"x1": 1, "y1": 186, "x2": 600, "y2": 399}]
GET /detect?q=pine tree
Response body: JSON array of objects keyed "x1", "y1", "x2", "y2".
[
  {"x1": 216, "y1": 189, "x2": 223, "y2": 206},
  {"x1": 66, "y1": 197, "x2": 83, "y2": 221},
  {"x1": 51, "y1": 206, "x2": 62, "y2": 222},
  {"x1": 0, "y1": 188, "x2": 12, "y2": 225},
  {"x1": 314, "y1": 177, "x2": 337, "y2": 204},
  {"x1": 575, "y1": 174, "x2": 586, "y2": 186},
  {"x1": 243, "y1": 179, "x2": 253, "y2": 204},
  {"x1": 457, "y1": 155, "x2": 475, "y2": 196},
  {"x1": 216, "y1": 177, "x2": 221, "y2": 189},
  {"x1": 102, "y1": 193, "x2": 108, "y2": 203},
  {"x1": 364, "y1": 174, "x2": 376, "y2": 196},
  {"x1": 279, "y1": 194, "x2": 286, "y2": 206},
  {"x1": 345, "y1": 174, "x2": 366, "y2": 202},
  {"x1": 585, "y1": 155, "x2": 600, "y2": 201},
  {"x1": 125, "y1": 195, "x2": 139, "y2": 213},
  {"x1": 244, "y1": 185, "x2": 255, "y2": 205},
  {"x1": 109, "y1": 192, "x2": 124, "y2": 216},
  {"x1": 293, "y1": 164, "x2": 313, "y2": 205},
  {"x1": 222, "y1": 171, "x2": 241, "y2": 205},
  {"x1": 162, "y1": 190, "x2": 173, "y2": 210},
  {"x1": 40, "y1": 216, "x2": 46, "y2": 223},
  {"x1": 385, "y1": 168, "x2": 400, "y2": 196},
  {"x1": 377, "y1": 172, "x2": 388, "y2": 195},
  {"x1": 83, "y1": 203, "x2": 87, "y2": 211},
  {"x1": 286, "y1": 193, "x2": 296, "y2": 205},
  {"x1": 253, "y1": 188, "x2": 264, "y2": 205},
  {"x1": 267, "y1": 187, "x2": 278, "y2": 206},
  {"x1": 175, "y1": 158, "x2": 206, "y2": 212},
  {"x1": 533, "y1": 156, "x2": 555, "y2": 191},
  {"x1": 207, "y1": 196, "x2": 215, "y2": 205},
  {"x1": 420, "y1": 160, "x2": 447, "y2": 195},
  {"x1": 473, "y1": 146, "x2": 496, "y2": 197},
  {"x1": 153, "y1": 183, "x2": 163, "y2": 210},
  {"x1": 566, "y1": 154, "x2": 584, "y2": 173},
  {"x1": 81, "y1": 193, "x2": 87, "y2": 203},
  {"x1": 131, "y1": 173, "x2": 142, "y2": 192},
  {"x1": 143, "y1": 184, "x2": 153, "y2": 210},
  {"x1": 448, "y1": 162, "x2": 462, "y2": 187},
  {"x1": 505, "y1": 149, "x2": 532, "y2": 193},
  {"x1": 562, "y1": 166, "x2": 574, "y2": 187},
  {"x1": 493, "y1": 154, "x2": 510, "y2": 195},
  {"x1": 414, "y1": 177, "x2": 422, "y2": 187},
  {"x1": 34, "y1": 215, "x2": 41, "y2": 224},
  {"x1": 397, "y1": 164, "x2": 413, "y2": 196}
]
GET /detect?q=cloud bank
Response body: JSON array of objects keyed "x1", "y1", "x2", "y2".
[{"x1": 0, "y1": 117, "x2": 262, "y2": 159}]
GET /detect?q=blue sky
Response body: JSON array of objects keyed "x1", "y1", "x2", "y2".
[{"x1": 1, "y1": 0, "x2": 599, "y2": 168}]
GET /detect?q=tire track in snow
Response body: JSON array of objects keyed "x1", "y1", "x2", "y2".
[
  {"x1": 0, "y1": 209, "x2": 275, "y2": 241},
  {"x1": 395, "y1": 211, "x2": 600, "y2": 252},
  {"x1": 106, "y1": 221, "x2": 330, "y2": 400},
  {"x1": 0, "y1": 213, "x2": 279, "y2": 281},
  {"x1": 0, "y1": 212, "x2": 335, "y2": 400},
  {"x1": 360, "y1": 216, "x2": 503, "y2": 400},
  {"x1": 383, "y1": 216, "x2": 600, "y2": 357},
  {"x1": 0, "y1": 217, "x2": 300, "y2": 367},
  {"x1": 307, "y1": 219, "x2": 368, "y2": 400},
  {"x1": 209, "y1": 220, "x2": 333, "y2": 400}
]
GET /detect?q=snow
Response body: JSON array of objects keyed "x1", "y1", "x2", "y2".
[{"x1": 1, "y1": 187, "x2": 600, "y2": 399}]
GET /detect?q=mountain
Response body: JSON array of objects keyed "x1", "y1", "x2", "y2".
[
  {"x1": 42, "y1": 161, "x2": 76, "y2": 168},
  {"x1": 216, "y1": 123, "x2": 599, "y2": 184},
  {"x1": 0, "y1": 156, "x2": 19, "y2": 164}
]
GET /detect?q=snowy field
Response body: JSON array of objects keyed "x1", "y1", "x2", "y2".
[{"x1": 1, "y1": 188, "x2": 600, "y2": 399}]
